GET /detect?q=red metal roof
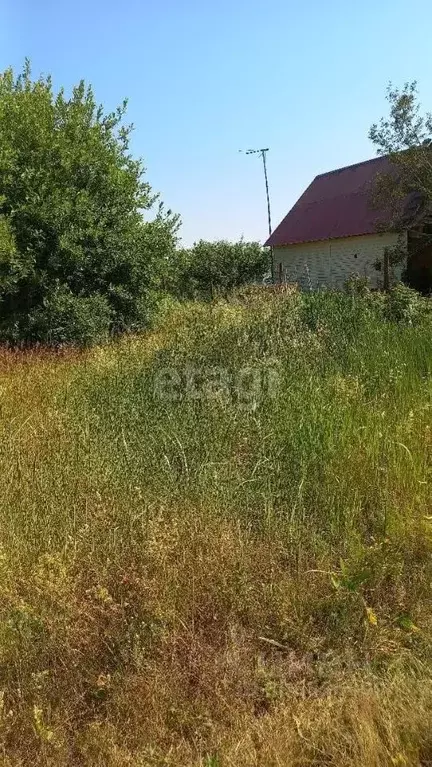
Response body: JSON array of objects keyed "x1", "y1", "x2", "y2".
[{"x1": 266, "y1": 155, "x2": 396, "y2": 247}]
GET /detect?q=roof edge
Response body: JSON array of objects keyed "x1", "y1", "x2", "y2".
[
  {"x1": 267, "y1": 228, "x2": 402, "y2": 249},
  {"x1": 314, "y1": 154, "x2": 386, "y2": 180}
]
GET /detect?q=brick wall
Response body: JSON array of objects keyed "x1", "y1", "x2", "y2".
[{"x1": 273, "y1": 231, "x2": 407, "y2": 289}]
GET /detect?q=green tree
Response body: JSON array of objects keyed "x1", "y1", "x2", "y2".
[
  {"x1": 369, "y1": 82, "x2": 432, "y2": 220},
  {"x1": 0, "y1": 62, "x2": 179, "y2": 345},
  {"x1": 369, "y1": 82, "x2": 432, "y2": 291},
  {"x1": 167, "y1": 239, "x2": 268, "y2": 300}
]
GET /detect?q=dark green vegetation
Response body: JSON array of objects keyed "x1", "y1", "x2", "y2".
[
  {"x1": 164, "y1": 239, "x2": 268, "y2": 300},
  {"x1": 0, "y1": 64, "x2": 267, "y2": 346},
  {"x1": 0, "y1": 287, "x2": 431, "y2": 765},
  {"x1": 0, "y1": 63, "x2": 182, "y2": 345}
]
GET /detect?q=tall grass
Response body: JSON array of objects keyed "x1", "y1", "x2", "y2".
[{"x1": 0, "y1": 286, "x2": 431, "y2": 765}]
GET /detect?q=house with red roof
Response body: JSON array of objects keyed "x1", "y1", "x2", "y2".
[{"x1": 266, "y1": 155, "x2": 432, "y2": 291}]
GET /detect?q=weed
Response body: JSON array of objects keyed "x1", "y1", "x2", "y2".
[{"x1": 0, "y1": 287, "x2": 431, "y2": 764}]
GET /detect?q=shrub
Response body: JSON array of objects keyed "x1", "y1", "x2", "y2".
[
  {"x1": 0, "y1": 62, "x2": 179, "y2": 346},
  {"x1": 344, "y1": 273, "x2": 372, "y2": 296},
  {"x1": 167, "y1": 239, "x2": 268, "y2": 299},
  {"x1": 385, "y1": 284, "x2": 423, "y2": 323},
  {"x1": 27, "y1": 288, "x2": 113, "y2": 346}
]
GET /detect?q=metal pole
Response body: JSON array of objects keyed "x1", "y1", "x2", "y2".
[
  {"x1": 240, "y1": 148, "x2": 274, "y2": 283},
  {"x1": 260, "y1": 149, "x2": 274, "y2": 283},
  {"x1": 261, "y1": 149, "x2": 272, "y2": 239}
]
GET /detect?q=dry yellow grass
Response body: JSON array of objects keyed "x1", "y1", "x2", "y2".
[{"x1": 0, "y1": 289, "x2": 431, "y2": 765}]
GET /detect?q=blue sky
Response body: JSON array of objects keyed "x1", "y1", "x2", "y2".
[{"x1": 2, "y1": 1, "x2": 432, "y2": 245}]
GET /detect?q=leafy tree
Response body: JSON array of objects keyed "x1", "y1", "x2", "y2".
[
  {"x1": 166, "y1": 239, "x2": 268, "y2": 300},
  {"x1": 0, "y1": 61, "x2": 179, "y2": 345},
  {"x1": 369, "y1": 82, "x2": 432, "y2": 291},
  {"x1": 369, "y1": 82, "x2": 432, "y2": 218}
]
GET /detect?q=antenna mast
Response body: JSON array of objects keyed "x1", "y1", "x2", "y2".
[{"x1": 240, "y1": 147, "x2": 274, "y2": 282}]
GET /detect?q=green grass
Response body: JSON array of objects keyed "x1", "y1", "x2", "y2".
[{"x1": 0, "y1": 286, "x2": 431, "y2": 765}]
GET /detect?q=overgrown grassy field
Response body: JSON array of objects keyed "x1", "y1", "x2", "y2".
[{"x1": 0, "y1": 286, "x2": 431, "y2": 766}]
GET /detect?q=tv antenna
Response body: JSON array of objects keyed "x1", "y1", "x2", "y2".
[{"x1": 240, "y1": 147, "x2": 273, "y2": 281}]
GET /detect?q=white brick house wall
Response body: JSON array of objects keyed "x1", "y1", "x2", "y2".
[{"x1": 273, "y1": 231, "x2": 407, "y2": 289}]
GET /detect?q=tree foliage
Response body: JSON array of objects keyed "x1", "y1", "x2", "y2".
[
  {"x1": 0, "y1": 62, "x2": 179, "y2": 345},
  {"x1": 369, "y1": 82, "x2": 432, "y2": 226},
  {"x1": 369, "y1": 82, "x2": 432, "y2": 292},
  {"x1": 166, "y1": 239, "x2": 268, "y2": 300}
]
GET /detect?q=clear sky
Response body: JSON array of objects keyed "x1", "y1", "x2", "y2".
[{"x1": 2, "y1": 1, "x2": 432, "y2": 245}]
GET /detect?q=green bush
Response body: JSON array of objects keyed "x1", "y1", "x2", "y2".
[
  {"x1": 27, "y1": 288, "x2": 112, "y2": 346},
  {"x1": 385, "y1": 284, "x2": 424, "y2": 323},
  {"x1": 0, "y1": 62, "x2": 179, "y2": 346},
  {"x1": 344, "y1": 273, "x2": 372, "y2": 297},
  {"x1": 167, "y1": 239, "x2": 268, "y2": 299}
]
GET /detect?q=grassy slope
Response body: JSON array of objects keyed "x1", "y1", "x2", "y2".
[{"x1": 0, "y1": 287, "x2": 431, "y2": 766}]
